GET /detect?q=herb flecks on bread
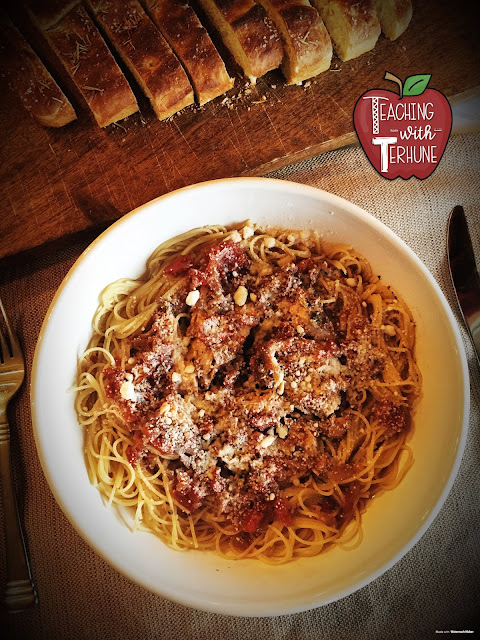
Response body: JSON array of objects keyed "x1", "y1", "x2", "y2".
[
  {"x1": 312, "y1": 0, "x2": 380, "y2": 62},
  {"x1": 198, "y1": 0, "x2": 284, "y2": 84},
  {"x1": 257, "y1": 0, "x2": 332, "y2": 84}
]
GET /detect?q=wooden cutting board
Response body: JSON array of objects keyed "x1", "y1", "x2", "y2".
[{"x1": 0, "y1": 0, "x2": 479, "y2": 262}]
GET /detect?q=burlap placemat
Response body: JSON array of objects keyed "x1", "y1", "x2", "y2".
[{"x1": 1, "y1": 133, "x2": 479, "y2": 639}]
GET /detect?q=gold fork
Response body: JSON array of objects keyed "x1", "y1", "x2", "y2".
[{"x1": 0, "y1": 297, "x2": 37, "y2": 611}]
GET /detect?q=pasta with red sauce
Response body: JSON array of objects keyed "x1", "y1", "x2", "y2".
[{"x1": 75, "y1": 222, "x2": 421, "y2": 564}]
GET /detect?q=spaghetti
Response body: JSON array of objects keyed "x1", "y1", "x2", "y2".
[{"x1": 75, "y1": 222, "x2": 421, "y2": 564}]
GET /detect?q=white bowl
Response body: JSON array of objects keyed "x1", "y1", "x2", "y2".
[{"x1": 31, "y1": 178, "x2": 469, "y2": 617}]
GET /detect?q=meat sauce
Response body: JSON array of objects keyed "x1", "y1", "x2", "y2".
[
  {"x1": 241, "y1": 496, "x2": 292, "y2": 532},
  {"x1": 103, "y1": 238, "x2": 411, "y2": 534}
]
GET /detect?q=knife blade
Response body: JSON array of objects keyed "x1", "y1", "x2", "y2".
[{"x1": 447, "y1": 205, "x2": 480, "y2": 364}]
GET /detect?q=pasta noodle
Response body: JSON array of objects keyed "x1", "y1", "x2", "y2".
[{"x1": 75, "y1": 221, "x2": 421, "y2": 564}]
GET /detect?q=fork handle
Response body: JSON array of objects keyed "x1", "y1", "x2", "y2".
[{"x1": 0, "y1": 417, "x2": 37, "y2": 611}]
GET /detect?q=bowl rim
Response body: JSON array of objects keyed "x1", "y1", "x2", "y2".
[{"x1": 30, "y1": 176, "x2": 470, "y2": 616}]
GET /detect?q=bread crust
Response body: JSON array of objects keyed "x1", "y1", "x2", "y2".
[
  {"x1": 257, "y1": 0, "x2": 332, "y2": 84},
  {"x1": 27, "y1": 2, "x2": 138, "y2": 127},
  {"x1": 87, "y1": 0, "x2": 194, "y2": 120},
  {"x1": 144, "y1": 0, "x2": 233, "y2": 106},
  {"x1": 198, "y1": 0, "x2": 284, "y2": 83},
  {"x1": 372, "y1": 0, "x2": 412, "y2": 41},
  {"x1": 22, "y1": 0, "x2": 79, "y2": 31},
  {"x1": 312, "y1": 0, "x2": 380, "y2": 62},
  {"x1": 0, "y1": 16, "x2": 76, "y2": 127}
]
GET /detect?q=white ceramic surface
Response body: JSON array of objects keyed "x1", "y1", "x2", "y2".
[{"x1": 31, "y1": 178, "x2": 469, "y2": 617}]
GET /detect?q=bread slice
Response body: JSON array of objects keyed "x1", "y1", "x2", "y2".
[
  {"x1": 257, "y1": 0, "x2": 332, "y2": 84},
  {"x1": 22, "y1": 0, "x2": 80, "y2": 31},
  {"x1": 312, "y1": 0, "x2": 380, "y2": 61},
  {"x1": 25, "y1": 1, "x2": 138, "y2": 127},
  {"x1": 0, "y1": 16, "x2": 76, "y2": 127},
  {"x1": 86, "y1": 0, "x2": 194, "y2": 120},
  {"x1": 197, "y1": 0, "x2": 284, "y2": 84},
  {"x1": 143, "y1": 0, "x2": 233, "y2": 106},
  {"x1": 372, "y1": 0, "x2": 412, "y2": 41}
]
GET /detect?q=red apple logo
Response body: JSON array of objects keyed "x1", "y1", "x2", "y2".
[{"x1": 354, "y1": 72, "x2": 452, "y2": 180}]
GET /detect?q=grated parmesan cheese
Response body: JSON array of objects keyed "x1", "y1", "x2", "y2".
[{"x1": 120, "y1": 379, "x2": 136, "y2": 401}]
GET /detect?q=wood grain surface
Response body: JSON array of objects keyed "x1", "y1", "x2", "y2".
[{"x1": 1, "y1": 0, "x2": 479, "y2": 262}]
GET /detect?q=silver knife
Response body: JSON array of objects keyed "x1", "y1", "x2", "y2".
[{"x1": 447, "y1": 205, "x2": 480, "y2": 364}]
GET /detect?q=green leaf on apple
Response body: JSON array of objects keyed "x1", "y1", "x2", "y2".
[{"x1": 403, "y1": 74, "x2": 431, "y2": 97}]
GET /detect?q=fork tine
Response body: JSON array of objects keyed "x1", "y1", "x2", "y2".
[
  {"x1": 0, "y1": 300, "x2": 11, "y2": 361},
  {"x1": 0, "y1": 297, "x2": 15, "y2": 359}
]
